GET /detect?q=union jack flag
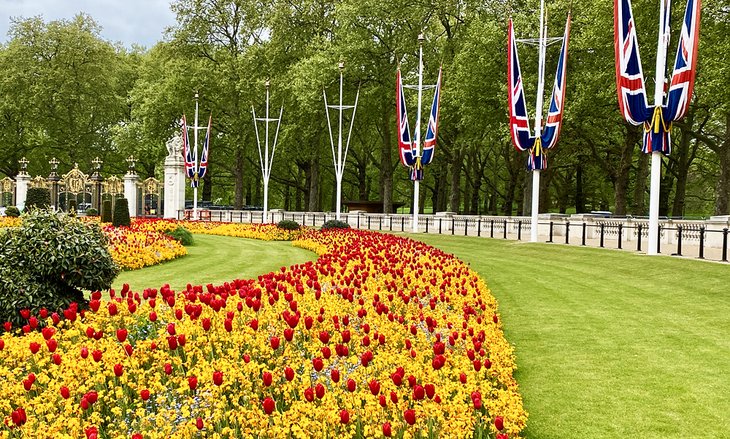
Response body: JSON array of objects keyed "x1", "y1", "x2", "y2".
[
  {"x1": 181, "y1": 115, "x2": 197, "y2": 184},
  {"x1": 198, "y1": 114, "x2": 212, "y2": 180},
  {"x1": 396, "y1": 68, "x2": 415, "y2": 167},
  {"x1": 507, "y1": 18, "x2": 537, "y2": 154},
  {"x1": 614, "y1": 0, "x2": 701, "y2": 155},
  {"x1": 541, "y1": 15, "x2": 571, "y2": 151},
  {"x1": 421, "y1": 67, "x2": 442, "y2": 166}
]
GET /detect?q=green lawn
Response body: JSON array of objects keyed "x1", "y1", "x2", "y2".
[
  {"x1": 112, "y1": 232, "x2": 730, "y2": 439},
  {"x1": 112, "y1": 234, "x2": 316, "y2": 293},
  {"x1": 407, "y1": 235, "x2": 730, "y2": 439}
]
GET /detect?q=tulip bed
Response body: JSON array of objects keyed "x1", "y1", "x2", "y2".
[
  {"x1": 102, "y1": 223, "x2": 187, "y2": 271},
  {"x1": 0, "y1": 225, "x2": 525, "y2": 438}
]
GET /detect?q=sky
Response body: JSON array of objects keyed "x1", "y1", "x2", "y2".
[{"x1": 0, "y1": 0, "x2": 177, "y2": 48}]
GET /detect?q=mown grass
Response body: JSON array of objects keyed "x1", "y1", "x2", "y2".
[
  {"x1": 407, "y1": 235, "x2": 730, "y2": 439},
  {"x1": 112, "y1": 232, "x2": 730, "y2": 438},
  {"x1": 112, "y1": 234, "x2": 316, "y2": 294}
]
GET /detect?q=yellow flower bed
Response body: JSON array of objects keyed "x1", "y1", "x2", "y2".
[
  {"x1": 0, "y1": 228, "x2": 525, "y2": 438},
  {"x1": 102, "y1": 223, "x2": 187, "y2": 271},
  {"x1": 0, "y1": 217, "x2": 21, "y2": 228}
]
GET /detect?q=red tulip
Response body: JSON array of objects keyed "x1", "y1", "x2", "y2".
[
  {"x1": 11, "y1": 407, "x2": 26, "y2": 426},
  {"x1": 213, "y1": 371, "x2": 223, "y2": 386},
  {"x1": 494, "y1": 416, "x2": 504, "y2": 431},
  {"x1": 29, "y1": 342, "x2": 41, "y2": 354},
  {"x1": 80, "y1": 346, "x2": 89, "y2": 359},
  {"x1": 86, "y1": 391, "x2": 98, "y2": 404},
  {"x1": 149, "y1": 311, "x2": 157, "y2": 322},
  {"x1": 368, "y1": 379, "x2": 381, "y2": 396},
  {"x1": 140, "y1": 389, "x2": 150, "y2": 400},
  {"x1": 92, "y1": 350, "x2": 102, "y2": 362},
  {"x1": 113, "y1": 363, "x2": 124, "y2": 377},
  {"x1": 459, "y1": 372, "x2": 467, "y2": 384},
  {"x1": 108, "y1": 303, "x2": 118, "y2": 316},
  {"x1": 404, "y1": 409, "x2": 416, "y2": 425},
  {"x1": 202, "y1": 318, "x2": 211, "y2": 331},
  {"x1": 3, "y1": 322, "x2": 11, "y2": 331},
  {"x1": 425, "y1": 383, "x2": 435, "y2": 399},
  {"x1": 262, "y1": 397, "x2": 275, "y2": 414},
  {"x1": 263, "y1": 371, "x2": 273, "y2": 387},
  {"x1": 132, "y1": 434, "x2": 143, "y2": 439},
  {"x1": 59, "y1": 386, "x2": 70, "y2": 399},
  {"x1": 270, "y1": 337, "x2": 280, "y2": 350},
  {"x1": 330, "y1": 369, "x2": 340, "y2": 383},
  {"x1": 284, "y1": 367, "x2": 295, "y2": 382},
  {"x1": 346, "y1": 378, "x2": 356, "y2": 392},
  {"x1": 46, "y1": 339, "x2": 58, "y2": 352},
  {"x1": 52, "y1": 353, "x2": 62, "y2": 365},
  {"x1": 0, "y1": 339, "x2": 3, "y2": 351},
  {"x1": 196, "y1": 417, "x2": 204, "y2": 430},
  {"x1": 497, "y1": 434, "x2": 509, "y2": 439},
  {"x1": 188, "y1": 375, "x2": 198, "y2": 390},
  {"x1": 116, "y1": 328, "x2": 128, "y2": 343},
  {"x1": 379, "y1": 394, "x2": 387, "y2": 407},
  {"x1": 339, "y1": 409, "x2": 349, "y2": 424},
  {"x1": 304, "y1": 387, "x2": 314, "y2": 402},
  {"x1": 167, "y1": 323, "x2": 176, "y2": 335},
  {"x1": 167, "y1": 336, "x2": 178, "y2": 350},
  {"x1": 164, "y1": 363, "x2": 173, "y2": 375},
  {"x1": 382, "y1": 422, "x2": 392, "y2": 437},
  {"x1": 493, "y1": 314, "x2": 499, "y2": 324},
  {"x1": 413, "y1": 385, "x2": 425, "y2": 400}
]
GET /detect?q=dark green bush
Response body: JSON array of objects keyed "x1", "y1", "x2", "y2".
[
  {"x1": 5, "y1": 206, "x2": 20, "y2": 217},
  {"x1": 277, "y1": 219, "x2": 301, "y2": 230},
  {"x1": 0, "y1": 209, "x2": 119, "y2": 328},
  {"x1": 68, "y1": 199, "x2": 77, "y2": 213},
  {"x1": 113, "y1": 198, "x2": 131, "y2": 227},
  {"x1": 101, "y1": 200, "x2": 112, "y2": 223},
  {"x1": 165, "y1": 226, "x2": 194, "y2": 246},
  {"x1": 321, "y1": 219, "x2": 350, "y2": 230},
  {"x1": 85, "y1": 207, "x2": 98, "y2": 216},
  {"x1": 25, "y1": 187, "x2": 51, "y2": 210}
]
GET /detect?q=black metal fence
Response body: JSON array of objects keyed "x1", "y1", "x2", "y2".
[{"x1": 177, "y1": 210, "x2": 729, "y2": 263}]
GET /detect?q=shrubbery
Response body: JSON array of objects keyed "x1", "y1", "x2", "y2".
[
  {"x1": 113, "y1": 198, "x2": 131, "y2": 227},
  {"x1": 25, "y1": 187, "x2": 51, "y2": 210},
  {"x1": 102, "y1": 200, "x2": 113, "y2": 222},
  {"x1": 165, "y1": 226, "x2": 194, "y2": 246},
  {"x1": 0, "y1": 210, "x2": 119, "y2": 328},
  {"x1": 277, "y1": 219, "x2": 300, "y2": 230},
  {"x1": 5, "y1": 206, "x2": 20, "y2": 217},
  {"x1": 85, "y1": 207, "x2": 98, "y2": 216},
  {"x1": 321, "y1": 219, "x2": 350, "y2": 230}
]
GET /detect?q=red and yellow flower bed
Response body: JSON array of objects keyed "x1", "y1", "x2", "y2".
[
  {"x1": 102, "y1": 223, "x2": 187, "y2": 271},
  {"x1": 0, "y1": 228, "x2": 525, "y2": 438}
]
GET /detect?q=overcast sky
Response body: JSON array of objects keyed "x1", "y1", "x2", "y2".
[{"x1": 0, "y1": 0, "x2": 177, "y2": 48}]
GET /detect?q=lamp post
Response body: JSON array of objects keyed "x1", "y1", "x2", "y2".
[
  {"x1": 252, "y1": 80, "x2": 283, "y2": 224},
  {"x1": 91, "y1": 157, "x2": 103, "y2": 211},
  {"x1": 324, "y1": 61, "x2": 360, "y2": 220}
]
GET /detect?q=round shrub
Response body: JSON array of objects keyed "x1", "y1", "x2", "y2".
[
  {"x1": 0, "y1": 209, "x2": 119, "y2": 328},
  {"x1": 85, "y1": 207, "x2": 98, "y2": 216},
  {"x1": 277, "y1": 219, "x2": 300, "y2": 230},
  {"x1": 113, "y1": 198, "x2": 131, "y2": 227},
  {"x1": 101, "y1": 200, "x2": 113, "y2": 223},
  {"x1": 165, "y1": 226, "x2": 194, "y2": 246},
  {"x1": 25, "y1": 187, "x2": 51, "y2": 210},
  {"x1": 321, "y1": 219, "x2": 350, "y2": 230},
  {"x1": 5, "y1": 206, "x2": 20, "y2": 217}
]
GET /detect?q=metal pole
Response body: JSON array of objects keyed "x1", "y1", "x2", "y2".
[
  {"x1": 263, "y1": 82, "x2": 270, "y2": 224},
  {"x1": 193, "y1": 92, "x2": 199, "y2": 220},
  {"x1": 648, "y1": 0, "x2": 671, "y2": 255},
  {"x1": 530, "y1": 0, "x2": 548, "y2": 243},
  {"x1": 412, "y1": 34, "x2": 425, "y2": 233}
]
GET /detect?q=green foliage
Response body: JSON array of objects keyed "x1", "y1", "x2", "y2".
[
  {"x1": 85, "y1": 207, "x2": 98, "y2": 216},
  {"x1": 0, "y1": 209, "x2": 119, "y2": 328},
  {"x1": 165, "y1": 226, "x2": 194, "y2": 246},
  {"x1": 277, "y1": 219, "x2": 300, "y2": 230},
  {"x1": 25, "y1": 187, "x2": 51, "y2": 210},
  {"x1": 101, "y1": 200, "x2": 112, "y2": 223},
  {"x1": 68, "y1": 199, "x2": 77, "y2": 213},
  {"x1": 113, "y1": 198, "x2": 131, "y2": 227},
  {"x1": 321, "y1": 219, "x2": 350, "y2": 230},
  {"x1": 5, "y1": 206, "x2": 20, "y2": 217}
]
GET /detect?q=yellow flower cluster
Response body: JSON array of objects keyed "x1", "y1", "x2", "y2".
[
  {"x1": 102, "y1": 224, "x2": 187, "y2": 271},
  {"x1": 0, "y1": 227, "x2": 525, "y2": 438},
  {"x1": 0, "y1": 216, "x2": 21, "y2": 229},
  {"x1": 129, "y1": 219, "x2": 303, "y2": 241}
]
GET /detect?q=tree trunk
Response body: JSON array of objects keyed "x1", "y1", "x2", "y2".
[
  {"x1": 202, "y1": 171, "x2": 212, "y2": 202},
  {"x1": 448, "y1": 151, "x2": 463, "y2": 212},
  {"x1": 632, "y1": 151, "x2": 649, "y2": 215},
  {"x1": 307, "y1": 158, "x2": 320, "y2": 211},
  {"x1": 714, "y1": 113, "x2": 730, "y2": 215},
  {"x1": 614, "y1": 125, "x2": 640, "y2": 215},
  {"x1": 469, "y1": 153, "x2": 482, "y2": 215},
  {"x1": 380, "y1": 103, "x2": 393, "y2": 213},
  {"x1": 575, "y1": 163, "x2": 585, "y2": 213},
  {"x1": 234, "y1": 149, "x2": 244, "y2": 209},
  {"x1": 671, "y1": 123, "x2": 694, "y2": 217}
]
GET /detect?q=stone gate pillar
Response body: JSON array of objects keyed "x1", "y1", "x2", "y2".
[
  {"x1": 164, "y1": 135, "x2": 186, "y2": 219},
  {"x1": 15, "y1": 173, "x2": 31, "y2": 211},
  {"x1": 124, "y1": 155, "x2": 139, "y2": 218}
]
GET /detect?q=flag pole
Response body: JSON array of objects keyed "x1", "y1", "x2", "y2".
[
  {"x1": 648, "y1": 0, "x2": 670, "y2": 255},
  {"x1": 253, "y1": 80, "x2": 283, "y2": 224},
  {"x1": 531, "y1": 0, "x2": 548, "y2": 243},
  {"x1": 412, "y1": 33, "x2": 425, "y2": 233},
  {"x1": 193, "y1": 92, "x2": 200, "y2": 220}
]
